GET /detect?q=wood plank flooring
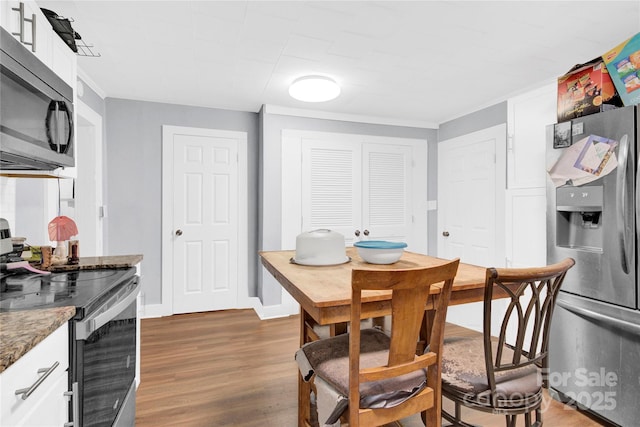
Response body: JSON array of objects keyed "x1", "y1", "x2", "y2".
[{"x1": 135, "y1": 309, "x2": 610, "y2": 427}]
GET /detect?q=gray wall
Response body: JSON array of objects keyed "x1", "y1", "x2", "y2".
[
  {"x1": 105, "y1": 98, "x2": 259, "y2": 305},
  {"x1": 438, "y1": 102, "x2": 508, "y2": 141},
  {"x1": 259, "y1": 110, "x2": 437, "y2": 305}
]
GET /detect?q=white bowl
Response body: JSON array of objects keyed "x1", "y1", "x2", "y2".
[{"x1": 354, "y1": 241, "x2": 407, "y2": 264}]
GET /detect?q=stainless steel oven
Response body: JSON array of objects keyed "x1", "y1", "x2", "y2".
[
  {"x1": 0, "y1": 268, "x2": 140, "y2": 427},
  {"x1": 0, "y1": 26, "x2": 74, "y2": 170},
  {"x1": 73, "y1": 274, "x2": 139, "y2": 427}
]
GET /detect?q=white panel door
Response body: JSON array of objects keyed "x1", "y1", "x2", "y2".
[
  {"x1": 362, "y1": 143, "x2": 412, "y2": 242},
  {"x1": 438, "y1": 124, "x2": 506, "y2": 332},
  {"x1": 438, "y1": 136, "x2": 496, "y2": 266},
  {"x1": 172, "y1": 133, "x2": 239, "y2": 313},
  {"x1": 301, "y1": 139, "x2": 362, "y2": 245}
]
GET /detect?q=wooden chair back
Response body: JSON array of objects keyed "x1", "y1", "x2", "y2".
[
  {"x1": 348, "y1": 258, "x2": 460, "y2": 427},
  {"x1": 483, "y1": 258, "x2": 575, "y2": 406}
]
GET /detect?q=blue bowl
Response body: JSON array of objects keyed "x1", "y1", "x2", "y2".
[{"x1": 354, "y1": 241, "x2": 407, "y2": 264}]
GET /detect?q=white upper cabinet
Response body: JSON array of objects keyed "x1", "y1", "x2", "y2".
[
  {"x1": 507, "y1": 82, "x2": 557, "y2": 189},
  {"x1": 1, "y1": 0, "x2": 77, "y2": 88}
]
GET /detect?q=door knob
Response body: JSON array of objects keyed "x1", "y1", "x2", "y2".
[
  {"x1": 175, "y1": 229, "x2": 183, "y2": 236},
  {"x1": 442, "y1": 231, "x2": 450, "y2": 237},
  {"x1": 363, "y1": 229, "x2": 370, "y2": 236},
  {"x1": 355, "y1": 230, "x2": 361, "y2": 237}
]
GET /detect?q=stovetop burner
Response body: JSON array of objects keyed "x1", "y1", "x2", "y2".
[{"x1": 0, "y1": 268, "x2": 137, "y2": 318}]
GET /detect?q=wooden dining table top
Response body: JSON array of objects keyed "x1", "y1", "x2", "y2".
[{"x1": 260, "y1": 247, "x2": 489, "y2": 325}]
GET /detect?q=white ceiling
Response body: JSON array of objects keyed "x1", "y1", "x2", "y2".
[{"x1": 39, "y1": 1, "x2": 640, "y2": 127}]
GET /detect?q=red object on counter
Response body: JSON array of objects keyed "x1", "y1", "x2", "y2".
[{"x1": 48, "y1": 216, "x2": 78, "y2": 241}]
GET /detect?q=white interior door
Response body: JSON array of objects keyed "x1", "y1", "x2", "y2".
[
  {"x1": 163, "y1": 126, "x2": 247, "y2": 314},
  {"x1": 438, "y1": 124, "x2": 506, "y2": 331}
]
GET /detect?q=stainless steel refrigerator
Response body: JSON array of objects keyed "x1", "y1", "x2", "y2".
[{"x1": 546, "y1": 105, "x2": 640, "y2": 426}]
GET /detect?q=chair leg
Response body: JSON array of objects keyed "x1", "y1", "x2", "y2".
[{"x1": 505, "y1": 414, "x2": 517, "y2": 427}]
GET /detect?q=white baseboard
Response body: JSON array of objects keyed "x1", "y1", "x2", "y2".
[
  {"x1": 249, "y1": 297, "x2": 299, "y2": 320},
  {"x1": 139, "y1": 303, "x2": 170, "y2": 319},
  {"x1": 139, "y1": 297, "x2": 299, "y2": 320}
]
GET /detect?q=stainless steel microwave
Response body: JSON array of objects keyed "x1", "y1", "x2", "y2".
[{"x1": 0, "y1": 26, "x2": 74, "y2": 170}]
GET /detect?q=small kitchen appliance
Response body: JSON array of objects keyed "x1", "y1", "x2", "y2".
[{"x1": 0, "y1": 26, "x2": 74, "y2": 170}]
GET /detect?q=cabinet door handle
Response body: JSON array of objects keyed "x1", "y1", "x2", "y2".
[
  {"x1": 63, "y1": 382, "x2": 79, "y2": 427},
  {"x1": 28, "y1": 10, "x2": 36, "y2": 52},
  {"x1": 11, "y1": 3, "x2": 25, "y2": 43},
  {"x1": 15, "y1": 361, "x2": 60, "y2": 400},
  {"x1": 11, "y1": 3, "x2": 36, "y2": 52}
]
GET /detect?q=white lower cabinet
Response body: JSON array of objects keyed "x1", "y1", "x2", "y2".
[{"x1": 0, "y1": 324, "x2": 70, "y2": 426}]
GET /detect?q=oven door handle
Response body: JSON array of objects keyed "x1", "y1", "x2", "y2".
[{"x1": 75, "y1": 279, "x2": 141, "y2": 340}]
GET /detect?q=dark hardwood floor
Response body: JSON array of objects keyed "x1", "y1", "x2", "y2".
[{"x1": 135, "y1": 309, "x2": 609, "y2": 427}]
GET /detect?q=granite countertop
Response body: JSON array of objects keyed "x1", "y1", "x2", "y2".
[
  {"x1": 0, "y1": 306, "x2": 76, "y2": 373},
  {"x1": 46, "y1": 254, "x2": 144, "y2": 272}
]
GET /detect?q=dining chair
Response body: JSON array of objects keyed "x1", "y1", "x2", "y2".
[
  {"x1": 440, "y1": 258, "x2": 575, "y2": 427},
  {"x1": 295, "y1": 258, "x2": 460, "y2": 427}
]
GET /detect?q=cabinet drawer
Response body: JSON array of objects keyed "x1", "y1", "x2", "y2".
[{"x1": 0, "y1": 324, "x2": 69, "y2": 425}]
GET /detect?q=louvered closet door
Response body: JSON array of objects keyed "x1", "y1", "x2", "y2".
[
  {"x1": 301, "y1": 139, "x2": 362, "y2": 245},
  {"x1": 362, "y1": 143, "x2": 412, "y2": 242},
  {"x1": 301, "y1": 139, "x2": 412, "y2": 246}
]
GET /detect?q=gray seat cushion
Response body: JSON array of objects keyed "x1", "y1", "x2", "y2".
[
  {"x1": 441, "y1": 335, "x2": 542, "y2": 408},
  {"x1": 296, "y1": 328, "x2": 427, "y2": 412}
]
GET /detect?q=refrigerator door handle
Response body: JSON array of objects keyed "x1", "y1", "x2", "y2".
[
  {"x1": 637, "y1": 135, "x2": 640, "y2": 241},
  {"x1": 615, "y1": 134, "x2": 630, "y2": 274},
  {"x1": 557, "y1": 298, "x2": 640, "y2": 335}
]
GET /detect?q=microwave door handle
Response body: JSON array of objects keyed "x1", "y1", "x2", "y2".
[
  {"x1": 65, "y1": 102, "x2": 74, "y2": 149},
  {"x1": 46, "y1": 101, "x2": 60, "y2": 153},
  {"x1": 616, "y1": 134, "x2": 630, "y2": 274}
]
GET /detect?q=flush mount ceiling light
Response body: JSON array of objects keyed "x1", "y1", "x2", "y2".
[{"x1": 289, "y1": 75, "x2": 341, "y2": 102}]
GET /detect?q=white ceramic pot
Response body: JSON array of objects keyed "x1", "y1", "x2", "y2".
[{"x1": 294, "y1": 229, "x2": 348, "y2": 266}]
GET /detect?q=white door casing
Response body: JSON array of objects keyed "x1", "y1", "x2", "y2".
[
  {"x1": 75, "y1": 99, "x2": 103, "y2": 256},
  {"x1": 162, "y1": 126, "x2": 248, "y2": 314},
  {"x1": 438, "y1": 124, "x2": 506, "y2": 332}
]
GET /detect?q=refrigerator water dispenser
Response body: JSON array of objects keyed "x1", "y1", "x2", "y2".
[{"x1": 555, "y1": 185, "x2": 603, "y2": 251}]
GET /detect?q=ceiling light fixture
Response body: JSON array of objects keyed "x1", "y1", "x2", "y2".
[{"x1": 289, "y1": 75, "x2": 341, "y2": 102}]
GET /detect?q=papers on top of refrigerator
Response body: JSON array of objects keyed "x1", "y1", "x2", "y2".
[{"x1": 547, "y1": 134, "x2": 619, "y2": 187}]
